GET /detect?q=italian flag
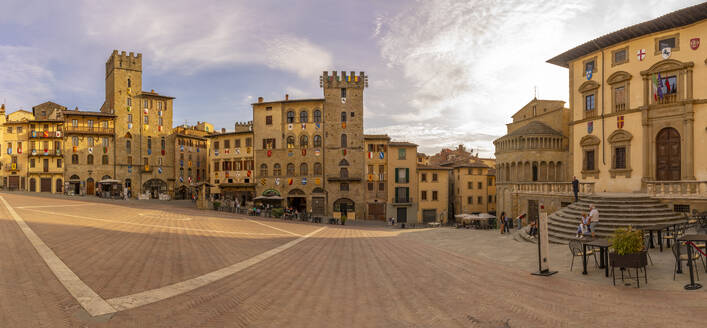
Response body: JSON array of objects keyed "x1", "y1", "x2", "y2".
[{"x1": 652, "y1": 74, "x2": 659, "y2": 101}]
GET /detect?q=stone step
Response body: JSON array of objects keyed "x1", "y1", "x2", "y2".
[{"x1": 546, "y1": 195, "x2": 684, "y2": 244}]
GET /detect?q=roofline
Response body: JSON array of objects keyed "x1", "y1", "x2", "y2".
[
  {"x1": 251, "y1": 98, "x2": 325, "y2": 106},
  {"x1": 62, "y1": 110, "x2": 117, "y2": 117},
  {"x1": 547, "y1": 3, "x2": 707, "y2": 67},
  {"x1": 204, "y1": 131, "x2": 253, "y2": 138},
  {"x1": 139, "y1": 92, "x2": 175, "y2": 99}
]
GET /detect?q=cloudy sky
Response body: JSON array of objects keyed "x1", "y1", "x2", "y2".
[{"x1": 0, "y1": 0, "x2": 702, "y2": 156}]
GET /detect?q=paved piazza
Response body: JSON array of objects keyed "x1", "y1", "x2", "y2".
[{"x1": 0, "y1": 193, "x2": 705, "y2": 327}]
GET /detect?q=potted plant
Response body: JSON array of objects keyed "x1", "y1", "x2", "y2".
[{"x1": 609, "y1": 226, "x2": 648, "y2": 286}]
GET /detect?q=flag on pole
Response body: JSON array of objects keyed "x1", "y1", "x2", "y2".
[
  {"x1": 652, "y1": 74, "x2": 659, "y2": 101},
  {"x1": 657, "y1": 73, "x2": 664, "y2": 99}
]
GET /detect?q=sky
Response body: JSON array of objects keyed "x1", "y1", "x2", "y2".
[{"x1": 0, "y1": 0, "x2": 703, "y2": 157}]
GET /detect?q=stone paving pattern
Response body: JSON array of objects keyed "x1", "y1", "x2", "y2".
[{"x1": 0, "y1": 192, "x2": 706, "y2": 327}]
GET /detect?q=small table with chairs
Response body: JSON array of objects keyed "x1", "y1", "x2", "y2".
[
  {"x1": 644, "y1": 220, "x2": 687, "y2": 252},
  {"x1": 581, "y1": 239, "x2": 612, "y2": 277}
]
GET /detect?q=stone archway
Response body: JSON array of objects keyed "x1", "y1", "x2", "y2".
[{"x1": 656, "y1": 127, "x2": 680, "y2": 181}]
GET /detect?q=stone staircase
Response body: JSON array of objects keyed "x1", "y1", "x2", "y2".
[{"x1": 547, "y1": 193, "x2": 685, "y2": 244}]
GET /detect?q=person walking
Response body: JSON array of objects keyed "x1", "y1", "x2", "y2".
[
  {"x1": 588, "y1": 204, "x2": 600, "y2": 238},
  {"x1": 499, "y1": 212, "x2": 506, "y2": 234},
  {"x1": 572, "y1": 176, "x2": 579, "y2": 202},
  {"x1": 503, "y1": 213, "x2": 510, "y2": 234}
]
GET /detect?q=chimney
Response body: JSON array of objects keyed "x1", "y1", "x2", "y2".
[
  {"x1": 258, "y1": 97, "x2": 263, "y2": 103},
  {"x1": 221, "y1": 128, "x2": 226, "y2": 133},
  {"x1": 285, "y1": 94, "x2": 289, "y2": 101}
]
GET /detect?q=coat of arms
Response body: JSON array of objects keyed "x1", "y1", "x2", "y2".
[
  {"x1": 587, "y1": 121, "x2": 593, "y2": 134},
  {"x1": 690, "y1": 38, "x2": 700, "y2": 50},
  {"x1": 586, "y1": 70, "x2": 592, "y2": 80},
  {"x1": 636, "y1": 49, "x2": 646, "y2": 61},
  {"x1": 617, "y1": 116, "x2": 624, "y2": 129},
  {"x1": 661, "y1": 47, "x2": 671, "y2": 59}
]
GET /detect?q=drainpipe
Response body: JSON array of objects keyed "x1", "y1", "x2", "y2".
[{"x1": 592, "y1": 40, "x2": 606, "y2": 165}]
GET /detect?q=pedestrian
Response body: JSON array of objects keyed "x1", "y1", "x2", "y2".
[
  {"x1": 499, "y1": 212, "x2": 506, "y2": 234},
  {"x1": 572, "y1": 176, "x2": 579, "y2": 202},
  {"x1": 576, "y1": 213, "x2": 588, "y2": 238},
  {"x1": 588, "y1": 204, "x2": 600, "y2": 238},
  {"x1": 503, "y1": 213, "x2": 510, "y2": 234}
]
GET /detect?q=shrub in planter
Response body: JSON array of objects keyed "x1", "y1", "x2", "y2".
[
  {"x1": 609, "y1": 226, "x2": 647, "y2": 268},
  {"x1": 271, "y1": 207, "x2": 284, "y2": 218},
  {"x1": 213, "y1": 201, "x2": 221, "y2": 210}
]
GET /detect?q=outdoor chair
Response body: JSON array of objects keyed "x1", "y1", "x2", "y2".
[
  {"x1": 643, "y1": 234, "x2": 654, "y2": 265},
  {"x1": 568, "y1": 239, "x2": 598, "y2": 271},
  {"x1": 663, "y1": 224, "x2": 684, "y2": 246},
  {"x1": 672, "y1": 242, "x2": 703, "y2": 281}
]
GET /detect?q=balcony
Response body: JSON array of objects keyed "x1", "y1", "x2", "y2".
[
  {"x1": 614, "y1": 103, "x2": 626, "y2": 112},
  {"x1": 645, "y1": 180, "x2": 707, "y2": 199},
  {"x1": 64, "y1": 126, "x2": 114, "y2": 135},
  {"x1": 499, "y1": 182, "x2": 595, "y2": 195},
  {"x1": 28, "y1": 129, "x2": 64, "y2": 138},
  {"x1": 584, "y1": 109, "x2": 597, "y2": 119},
  {"x1": 655, "y1": 93, "x2": 678, "y2": 105},
  {"x1": 392, "y1": 196, "x2": 413, "y2": 206},
  {"x1": 4, "y1": 163, "x2": 20, "y2": 172},
  {"x1": 28, "y1": 149, "x2": 62, "y2": 157}
]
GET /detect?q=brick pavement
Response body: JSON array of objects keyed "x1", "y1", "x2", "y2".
[{"x1": 0, "y1": 192, "x2": 706, "y2": 327}]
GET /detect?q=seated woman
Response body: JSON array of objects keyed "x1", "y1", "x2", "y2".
[{"x1": 576, "y1": 213, "x2": 589, "y2": 239}]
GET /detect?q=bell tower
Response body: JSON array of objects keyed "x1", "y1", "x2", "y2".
[
  {"x1": 320, "y1": 71, "x2": 368, "y2": 219},
  {"x1": 104, "y1": 50, "x2": 142, "y2": 115}
]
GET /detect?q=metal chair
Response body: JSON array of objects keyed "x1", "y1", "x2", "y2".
[
  {"x1": 672, "y1": 242, "x2": 702, "y2": 281},
  {"x1": 569, "y1": 239, "x2": 598, "y2": 271},
  {"x1": 643, "y1": 234, "x2": 654, "y2": 265}
]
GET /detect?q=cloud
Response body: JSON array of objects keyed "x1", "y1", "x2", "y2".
[
  {"x1": 77, "y1": 0, "x2": 332, "y2": 79},
  {"x1": 0, "y1": 46, "x2": 56, "y2": 110},
  {"x1": 365, "y1": 123, "x2": 499, "y2": 155}
]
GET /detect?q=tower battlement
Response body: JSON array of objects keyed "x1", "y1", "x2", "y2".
[
  {"x1": 106, "y1": 50, "x2": 142, "y2": 75},
  {"x1": 320, "y1": 71, "x2": 368, "y2": 89},
  {"x1": 235, "y1": 121, "x2": 253, "y2": 133}
]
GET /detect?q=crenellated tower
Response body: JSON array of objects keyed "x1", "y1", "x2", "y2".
[
  {"x1": 104, "y1": 50, "x2": 142, "y2": 114},
  {"x1": 320, "y1": 71, "x2": 368, "y2": 219}
]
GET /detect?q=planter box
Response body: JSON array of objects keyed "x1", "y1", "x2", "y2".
[{"x1": 609, "y1": 250, "x2": 648, "y2": 268}]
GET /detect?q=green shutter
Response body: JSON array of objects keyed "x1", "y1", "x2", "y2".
[
  {"x1": 405, "y1": 168, "x2": 409, "y2": 183},
  {"x1": 395, "y1": 168, "x2": 399, "y2": 183}
]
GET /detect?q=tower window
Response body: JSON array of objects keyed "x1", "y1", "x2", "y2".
[
  {"x1": 127, "y1": 78, "x2": 131, "y2": 88},
  {"x1": 287, "y1": 111, "x2": 295, "y2": 123},
  {"x1": 341, "y1": 134, "x2": 347, "y2": 148},
  {"x1": 341, "y1": 88, "x2": 346, "y2": 98},
  {"x1": 341, "y1": 112, "x2": 347, "y2": 122}
]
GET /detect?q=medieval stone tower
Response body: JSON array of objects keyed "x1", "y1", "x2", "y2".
[
  {"x1": 103, "y1": 50, "x2": 175, "y2": 197},
  {"x1": 321, "y1": 71, "x2": 367, "y2": 219}
]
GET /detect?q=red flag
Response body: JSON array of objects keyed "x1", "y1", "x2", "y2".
[{"x1": 665, "y1": 78, "x2": 670, "y2": 92}]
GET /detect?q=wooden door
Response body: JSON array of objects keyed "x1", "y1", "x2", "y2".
[
  {"x1": 29, "y1": 178, "x2": 36, "y2": 192},
  {"x1": 8, "y1": 176, "x2": 19, "y2": 190},
  {"x1": 40, "y1": 178, "x2": 51, "y2": 192},
  {"x1": 367, "y1": 203, "x2": 386, "y2": 221},
  {"x1": 311, "y1": 197, "x2": 325, "y2": 216},
  {"x1": 528, "y1": 200, "x2": 539, "y2": 224},
  {"x1": 43, "y1": 159, "x2": 49, "y2": 173},
  {"x1": 656, "y1": 128, "x2": 680, "y2": 180},
  {"x1": 87, "y1": 179, "x2": 95, "y2": 195},
  {"x1": 396, "y1": 207, "x2": 407, "y2": 223}
]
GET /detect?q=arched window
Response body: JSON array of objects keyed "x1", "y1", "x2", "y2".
[
  {"x1": 313, "y1": 110, "x2": 322, "y2": 122},
  {"x1": 333, "y1": 198, "x2": 354, "y2": 212},
  {"x1": 87, "y1": 154, "x2": 94, "y2": 164},
  {"x1": 273, "y1": 163, "x2": 281, "y2": 176},
  {"x1": 300, "y1": 111, "x2": 308, "y2": 123},
  {"x1": 260, "y1": 163, "x2": 268, "y2": 177},
  {"x1": 300, "y1": 135, "x2": 308, "y2": 148},
  {"x1": 313, "y1": 135, "x2": 322, "y2": 147},
  {"x1": 286, "y1": 111, "x2": 295, "y2": 123},
  {"x1": 126, "y1": 140, "x2": 131, "y2": 153},
  {"x1": 339, "y1": 159, "x2": 349, "y2": 166},
  {"x1": 340, "y1": 168, "x2": 349, "y2": 178},
  {"x1": 341, "y1": 111, "x2": 347, "y2": 122},
  {"x1": 287, "y1": 163, "x2": 295, "y2": 176},
  {"x1": 287, "y1": 136, "x2": 295, "y2": 149},
  {"x1": 71, "y1": 154, "x2": 79, "y2": 164},
  {"x1": 314, "y1": 162, "x2": 323, "y2": 175},
  {"x1": 300, "y1": 163, "x2": 308, "y2": 176},
  {"x1": 341, "y1": 134, "x2": 347, "y2": 148}
]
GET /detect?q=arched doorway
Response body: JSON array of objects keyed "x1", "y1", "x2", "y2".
[
  {"x1": 287, "y1": 189, "x2": 307, "y2": 213},
  {"x1": 333, "y1": 198, "x2": 354, "y2": 218},
  {"x1": 143, "y1": 179, "x2": 167, "y2": 199},
  {"x1": 86, "y1": 178, "x2": 95, "y2": 196},
  {"x1": 69, "y1": 175, "x2": 80, "y2": 195},
  {"x1": 656, "y1": 127, "x2": 680, "y2": 181},
  {"x1": 29, "y1": 178, "x2": 36, "y2": 192}
]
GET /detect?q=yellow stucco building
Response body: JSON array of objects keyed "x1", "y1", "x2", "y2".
[{"x1": 548, "y1": 3, "x2": 707, "y2": 210}]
